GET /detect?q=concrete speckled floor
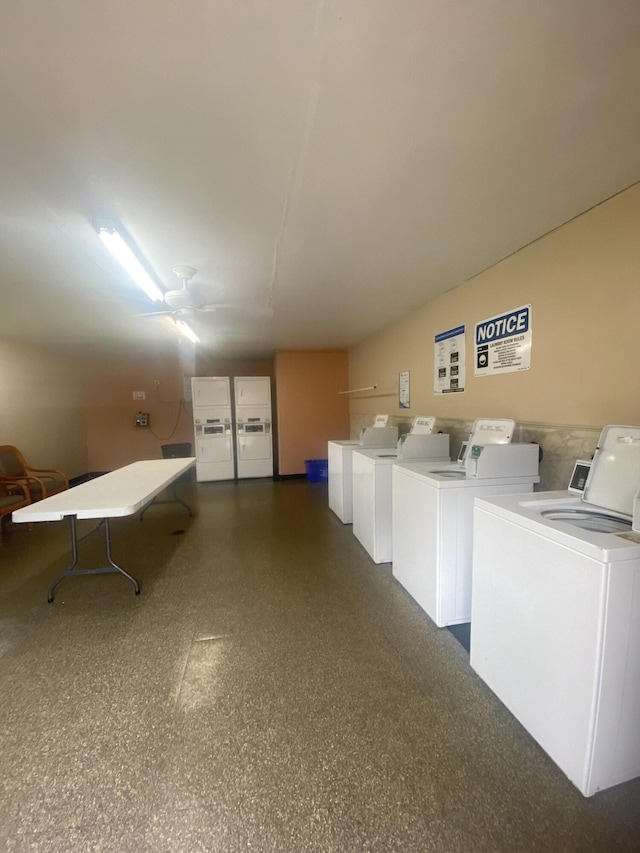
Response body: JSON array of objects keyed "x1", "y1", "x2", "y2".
[{"x1": 1, "y1": 478, "x2": 639, "y2": 852}]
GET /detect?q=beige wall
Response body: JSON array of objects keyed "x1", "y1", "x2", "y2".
[
  {"x1": 274, "y1": 351, "x2": 349, "y2": 475},
  {"x1": 349, "y1": 183, "x2": 640, "y2": 489},
  {"x1": 0, "y1": 338, "x2": 86, "y2": 479},
  {"x1": 84, "y1": 345, "x2": 276, "y2": 472},
  {"x1": 350, "y1": 183, "x2": 640, "y2": 426},
  {"x1": 84, "y1": 342, "x2": 194, "y2": 471},
  {"x1": 195, "y1": 354, "x2": 274, "y2": 382}
]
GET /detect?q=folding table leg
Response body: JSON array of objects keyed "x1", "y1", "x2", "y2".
[
  {"x1": 47, "y1": 516, "x2": 141, "y2": 602},
  {"x1": 139, "y1": 483, "x2": 192, "y2": 521}
]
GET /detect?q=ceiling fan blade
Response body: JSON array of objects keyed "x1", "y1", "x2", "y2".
[
  {"x1": 197, "y1": 304, "x2": 273, "y2": 317},
  {"x1": 135, "y1": 310, "x2": 175, "y2": 318}
]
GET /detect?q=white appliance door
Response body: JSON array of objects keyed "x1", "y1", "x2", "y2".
[
  {"x1": 197, "y1": 436, "x2": 233, "y2": 463},
  {"x1": 238, "y1": 435, "x2": 271, "y2": 461},
  {"x1": 235, "y1": 376, "x2": 271, "y2": 407},
  {"x1": 192, "y1": 377, "x2": 231, "y2": 409}
]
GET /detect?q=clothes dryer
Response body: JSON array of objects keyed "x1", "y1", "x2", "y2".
[
  {"x1": 392, "y1": 441, "x2": 539, "y2": 626},
  {"x1": 470, "y1": 424, "x2": 640, "y2": 797}
]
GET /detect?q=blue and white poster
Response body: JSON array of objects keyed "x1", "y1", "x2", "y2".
[
  {"x1": 475, "y1": 304, "x2": 532, "y2": 376},
  {"x1": 434, "y1": 325, "x2": 465, "y2": 394}
]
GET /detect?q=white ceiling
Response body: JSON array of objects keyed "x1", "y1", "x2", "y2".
[{"x1": 1, "y1": 1, "x2": 639, "y2": 358}]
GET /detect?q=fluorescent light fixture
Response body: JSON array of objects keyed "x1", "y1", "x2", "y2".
[
  {"x1": 175, "y1": 319, "x2": 200, "y2": 344},
  {"x1": 96, "y1": 222, "x2": 165, "y2": 303}
]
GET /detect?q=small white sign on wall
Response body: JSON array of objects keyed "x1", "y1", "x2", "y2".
[
  {"x1": 399, "y1": 371, "x2": 410, "y2": 408},
  {"x1": 183, "y1": 375, "x2": 194, "y2": 402},
  {"x1": 132, "y1": 391, "x2": 146, "y2": 401}
]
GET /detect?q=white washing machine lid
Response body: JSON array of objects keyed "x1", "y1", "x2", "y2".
[
  {"x1": 475, "y1": 491, "x2": 640, "y2": 560},
  {"x1": 582, "y1": 425, "x2": 640, "y2": 516}
]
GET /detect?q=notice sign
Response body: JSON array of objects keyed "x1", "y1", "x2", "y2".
[
  {"x1": 475, "y1": 305, "x2": 532, "y2": 376},
  {"x1": 434, "y1": 325, "x2": 465, "y2": 394}
]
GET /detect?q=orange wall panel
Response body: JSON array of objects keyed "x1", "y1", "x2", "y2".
[
  {"x1": 275, "y1": 351, "x2": 349, "y2": 476},
  {"x1": 84, "y1": 344, "x2": 276, "y2": 472}
]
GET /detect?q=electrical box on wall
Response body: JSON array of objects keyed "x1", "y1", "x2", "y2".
[{"x1": 134, "y1": 411, "x2": 149, "y2": 427}]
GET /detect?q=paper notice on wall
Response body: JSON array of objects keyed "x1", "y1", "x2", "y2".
[
  {"x1": 434, "y1": 325, "x2": 465, "y2": 394},
  {"x1": 399, "y1": 371, "x2": 410, "y2": 408},
  {"x1": 183, "y1": 375, "x2": 194, "y2": 402},
  {"x1": 475, "y1": 305, "x2": 532, "y2": 376}
]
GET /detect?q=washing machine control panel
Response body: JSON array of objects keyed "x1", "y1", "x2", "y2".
[
  {"x1": 195, "y1": 416, "x2": 231, "y2": 436},
  {"x1": 465, "y1": 443, "x2": 539, "y2": 479},
  {"x1": 238, "y1": 420, "x2": 271, "y2": 434}
]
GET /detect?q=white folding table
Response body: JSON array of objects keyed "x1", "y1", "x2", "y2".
[{"x1": 12, "y1": 458, "x2": 196, "y2": 601}]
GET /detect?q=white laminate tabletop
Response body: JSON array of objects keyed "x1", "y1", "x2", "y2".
[{"x1": 12, "y1": 458, "x2": 196, "y2": 523}]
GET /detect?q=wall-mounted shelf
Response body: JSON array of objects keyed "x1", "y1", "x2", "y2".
[{"x1": 338, "y1": 385, "x2": 377, "y2": 395}]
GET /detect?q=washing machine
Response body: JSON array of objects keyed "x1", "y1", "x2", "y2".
[
  {"x1": 470, "y1": 424, "x2": 640, "y2": 797},
  {"x1": 328, "y1": 415, "x2": 398, "y2": 523},
  {"x1": 351, "y1": 418, "x2": 450, "y2": 564},
  {"x1": 392, "y1": 436, "x2": 539, "y2": 627}
]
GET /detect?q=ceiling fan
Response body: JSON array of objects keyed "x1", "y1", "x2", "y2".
[{"x1": 137, "y1": 266, "x2": 272, "y2": 319}]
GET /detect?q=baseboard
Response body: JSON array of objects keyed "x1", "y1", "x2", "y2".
[{"x1": 273, "y1": 473, "x2": 307, "y2": 481}]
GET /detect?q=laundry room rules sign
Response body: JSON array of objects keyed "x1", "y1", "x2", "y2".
[
  {"x1": 474, "y1": 305, "x2": 532, "y2": 376},
  {"x1": 434, "y1": 325, "x2": 466, "y2": 394}
]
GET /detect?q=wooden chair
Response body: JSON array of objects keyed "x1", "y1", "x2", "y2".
[
  {"x1": 0, "y1": 445, "x2": 69, "y2": 501},
  {"x1": 0, "y1": 480, "x2": 30, "y2": 544}
]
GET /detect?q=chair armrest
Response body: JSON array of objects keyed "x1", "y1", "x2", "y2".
[
  {"x1": 0, "y1": 478, "x2": 31, "y2": 502},
  {"x1": 24, "y1": 467, "x2": 69, "y2": 488},
  {"x1": 0, "y1": 473, "x2": 49, "y2": 497}
]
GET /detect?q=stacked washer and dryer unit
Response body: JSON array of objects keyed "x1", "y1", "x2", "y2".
[
  {"x1": 191, "y1": 376, "x2": 273, "y2": 482},
  {"x1": 192, "y1": 376, "x2": 235, "y2": 482},
  {"x1": 233, "y1": 376, "x2": 274, "y2": 480}
]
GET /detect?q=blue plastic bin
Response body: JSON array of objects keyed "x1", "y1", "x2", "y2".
[{"x1": 305, "y1": 459, "x2": 328, "y2": 482}]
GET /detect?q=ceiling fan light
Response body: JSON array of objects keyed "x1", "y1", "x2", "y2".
[
  {"x1": 175, "y1": 319, "x2": 200, "y2": 344},
  {"x1": 96, "y1": 224, "x2": 165, "y2": 303}
]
